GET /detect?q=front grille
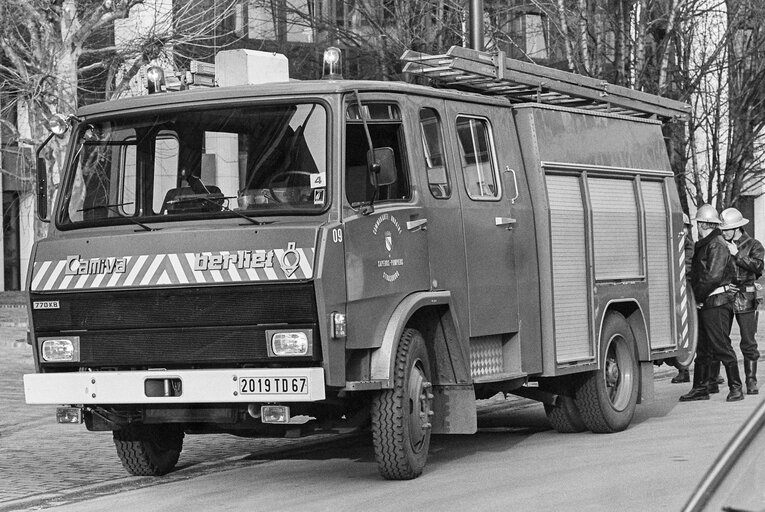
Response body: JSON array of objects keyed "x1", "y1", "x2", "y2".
[
  {"x1": 31, "y1": 283, "x2": 319, "y2": 368},
  {"x1": 31, "y1": 283, "x2": 316, "y2": 330}
]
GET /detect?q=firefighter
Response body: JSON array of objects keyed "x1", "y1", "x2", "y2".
[
  {"x1": 719, "y1": 207, "x2": 764, "y2": 395},
  {"x1": 680, "y1": 204, "x2": 742, "y2": 402},
  {"x1": 671, "y1": 213, "x2": 694, "y2": 383}
]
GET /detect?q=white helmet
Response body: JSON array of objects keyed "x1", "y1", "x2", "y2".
[
  {"x1": 720, "y1": 208, "x2": 748, "y2": 230},
  {"x1": 692, "y1": 204, "x2": 721, "y2": 224}
]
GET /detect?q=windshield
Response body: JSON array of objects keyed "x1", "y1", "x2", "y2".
[{"x1": 58, "y1": 102, "x2": 327, "y2": 228}]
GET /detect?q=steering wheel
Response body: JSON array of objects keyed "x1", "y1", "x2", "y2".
[{"x1": 266, "y1": 170, "x2": 314, "y2": 203}]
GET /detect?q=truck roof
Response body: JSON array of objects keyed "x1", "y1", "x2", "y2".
[{"x1": 76, "y1": 79, "x2": 512, "y2": 119}]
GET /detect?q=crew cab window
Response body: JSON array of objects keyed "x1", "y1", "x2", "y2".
[
  {"x1": 345, "y1": 102, "x2": 410, "y2": 205},
  {"x1": 420, "y1": 108, "x2": 451, "y2": 199},
  {"x1": 455, "y1": 116, "x2": 500, "y2": 200}
]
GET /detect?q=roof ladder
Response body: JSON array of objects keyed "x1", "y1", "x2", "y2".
[{"x1": 400, "y1": 46, "x2": 690, "y2": 122}]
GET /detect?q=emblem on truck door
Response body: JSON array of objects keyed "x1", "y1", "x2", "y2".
[{"x1": 373, "y1": 214, "x2": 404, "y2": 283}]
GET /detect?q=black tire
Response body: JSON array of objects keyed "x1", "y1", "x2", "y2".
[
  {"x1": 371, "y1": 328, "x2": 433, "y2": 480},
  {"x1": 544, "y1": 395, "x2": 587, "y2": 433},
  {"x1": 575, "y1": 312, "x2": 639, "y2": 433},
  {"x1": 113, "y1": 424, "x2": 184, "y2": 476}
]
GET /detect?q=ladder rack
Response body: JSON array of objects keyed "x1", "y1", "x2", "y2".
[{"x1": 401, "y1": 46, "x2": 690, "y2": 122}]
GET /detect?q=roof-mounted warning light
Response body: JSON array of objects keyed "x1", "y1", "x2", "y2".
[
  {"x1": 322, "y1": 47, "x2": 343, "y2": 80},
  {"x1": 146, "y1": 66, "x2": 167, "y2": 94}
]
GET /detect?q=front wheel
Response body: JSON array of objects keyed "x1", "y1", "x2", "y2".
[
  {"x1": 113, "y1": 424, "x2": 184, "y2": 476},
  {"x1": 371, "y1": 328, "x2": 433, "y2": 480},
  {"x1": 575, "y1": 312, "x2": 639, "y2": 433}
]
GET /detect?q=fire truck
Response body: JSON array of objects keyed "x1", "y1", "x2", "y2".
[{"x1": 24, "y1": 46, "x2": 694, "y2": 480}]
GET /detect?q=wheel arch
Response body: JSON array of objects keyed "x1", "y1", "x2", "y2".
[
  {"x1": 598, "y1": 300, "x2": 650, "y2": 362},
  {"x1": 369, "y1": 291, "x2": 467, "y2": 388}
]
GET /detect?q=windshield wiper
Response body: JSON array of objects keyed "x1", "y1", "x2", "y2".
[
  {"x1": 77, "y1": 202, "x2": 155, "y2": 232},
  {"x1": 172, "y1": 194, "x2": 267, "y2": 226}
]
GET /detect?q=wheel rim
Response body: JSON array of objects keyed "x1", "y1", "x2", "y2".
[
  {"x1": 406, "y1": 359, "x2": 432, "y2": 452},
  {"x1": 603, "y1": 334, "x2": 634, "y2": 411}
]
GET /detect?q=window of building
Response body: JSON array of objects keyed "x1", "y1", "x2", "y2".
[
  {"x1": 419, "y1": 108, "x2": 451, "y2": 199},
  {"x1": 455, "y1": 116, "x2": 500, "y2": 200},
  {"x1": 248, "y1": 0, "x2": 315, "y2": 43}
]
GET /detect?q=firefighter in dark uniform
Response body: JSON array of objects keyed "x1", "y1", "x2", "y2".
[
  {"x1": 671, "y1": 213, "x2": 694, "y2": 383},
  {"x1": 680, "y1": 204, "x2": 742, "y2": 402},
  {"x1": 720, "y1": 207, "x2": 764, "y2": 395}
]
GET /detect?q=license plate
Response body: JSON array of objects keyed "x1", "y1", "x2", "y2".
[{"x1": 238, "y1": 376, "x2": 308, "y2": 395}]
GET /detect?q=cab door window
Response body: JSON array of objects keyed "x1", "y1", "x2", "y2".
[
  {"x1": 455, "y1": 116, "x2": 500, "y2": 200},
  {"x1": 345, "y1": 102, "x2": 410, "y2": 205},
  {"x1": 420, "y1": 108, "x2": 451, "y2": 199}
]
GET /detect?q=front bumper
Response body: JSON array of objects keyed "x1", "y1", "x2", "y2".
[{"x1": 24, "y1": 368, "x2": 326, "y2": 405}]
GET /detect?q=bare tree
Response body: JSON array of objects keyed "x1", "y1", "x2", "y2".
[{"x1": 0, "y1": 0, "x2": 240, "y2": 236}]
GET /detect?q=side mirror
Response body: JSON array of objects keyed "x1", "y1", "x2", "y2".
[
  {"x1": 367, "y1": 147, "x2": 397, "y2": 187},
  {"x1": 35, "y1": 140, "x2": 50, "y2": 222}
]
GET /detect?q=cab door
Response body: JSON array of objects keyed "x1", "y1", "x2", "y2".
[{"x1": 444, "y1": 101, "x2": 520, "y2": 337}]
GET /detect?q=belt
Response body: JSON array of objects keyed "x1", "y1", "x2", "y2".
[{"x1": 708, "y1": 285, "x2": 732, "y2": 296}]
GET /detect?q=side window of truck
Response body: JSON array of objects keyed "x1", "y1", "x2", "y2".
[
  {"x1": 419, "y1": 108, "x2": 451, "y2": 199},
  {"x1": 345, "y1": 102, "x2": 410, "y2": 205},
  {"x1": 455, "y1": 116, "x2": 500, "y2": 200}
]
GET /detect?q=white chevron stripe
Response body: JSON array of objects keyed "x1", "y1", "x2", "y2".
[
  {"x1": 210, "y1": 269, "x2": 224, "y2": 282},
  {"x1": 42, "y1": 260, "x2": 66, "y2": 291},
  {"x1": 244, "y1": 268, "x2": 261, "y2": 281},
  {"x1": 73, "y1": 273, "x2": 90, "y2": 289},
  {"x1": 263, "y1": 266, "x2": 279, "y2": 280},
  {"x1": 91, "y1": 271, "x2": 107, "y2": 288},
  {"x1": 60, "y1": 274, "x2": 75, "y2": 290},
  {"x1": 168, "y1": 254, "x2": 189, "y2": 284},
  {"x1": 185, "y1": 253, "x2": 206, "y2": 283},
  {"x1": 123, "y1": 255, "x2": 148, "y2": 286},
  {"x1": 32, "y1": 261, "x2": 52, "y2": 291},
  {"x1": 297, "y1": 248, "x2": 313, "y2": 278},
  {"x1": 140, "y1": 254, "x2": 165, "y2": 286},
  {"x1": 106, "y1": 256, "x2": 131, "y2": 287}
]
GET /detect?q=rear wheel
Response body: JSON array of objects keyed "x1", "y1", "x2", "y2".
[
  {"x1": 544, "y1": 394, "x2": 587, "y2": 433},
  {"x1": 371, "y1": 328, "x2": 433, "y2": 480},
  {"x1": 575, "y1": 312, "x2": 639, "y2": 433},
  {"x1": 113, "y1": 424, "x2": 184, "y2": 476}
]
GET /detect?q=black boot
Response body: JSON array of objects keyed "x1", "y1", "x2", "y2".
[
  {"x1": 725, "y1": 363, "x2": 745, "y2": 402},
  {"x1": 744, "y1": 359, "x2": 759, "y2": 395},
  {"x1": 671, "y1": 368, "x2": 690, "y2": 383},
  {"x1": 679, "y1": 362, "x2": 710, "y2": 401},
  {"x1": 710, "y1": 360, "x2": 725, "y2": 385}
]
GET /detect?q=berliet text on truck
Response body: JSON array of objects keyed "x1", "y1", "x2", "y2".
[{"x1": 24, "y1": 46, "x2": 694, "y2": 479}]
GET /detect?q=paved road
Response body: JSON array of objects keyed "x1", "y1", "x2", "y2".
[{"x1": 2, "y1": 301, "x2": 761, "y2": 511}]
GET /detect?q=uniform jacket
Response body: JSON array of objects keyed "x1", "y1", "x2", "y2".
[
  {"x1": 731, "y1": 232, "x2": 764, "y2": 313},
  {"x1": 691, "y1": 228, "x2": 736, "y2": 306}
]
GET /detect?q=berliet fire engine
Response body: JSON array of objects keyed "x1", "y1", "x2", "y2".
[{"x1": 25, "y1": 47, "x2": 694, "y2": 479}]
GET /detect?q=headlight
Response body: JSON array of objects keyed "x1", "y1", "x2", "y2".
[
  {"x1": 267, "y1": 330, "x2": 312, "y2": 357},
  {"x1": 40, "y1": 337, "x2": 80, "y2": 362}
]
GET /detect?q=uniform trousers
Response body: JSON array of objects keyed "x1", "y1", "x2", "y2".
[
  {"x1": 734, "y1": 310, "x2": 759, "y2": 361},
  {"x1": 695, "y1": 302, "x2": 737, "y2": 366}
]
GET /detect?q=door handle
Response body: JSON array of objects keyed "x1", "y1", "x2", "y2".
[
  {"x1": 407, "y1": 218, "x2": 428, "y2": 231},
  {"x1": 505, "y1": 166, "x2": 519, "y2": 204},
  {"x1": 495, "y1": 217, "x2": 516, "y2": 230}
]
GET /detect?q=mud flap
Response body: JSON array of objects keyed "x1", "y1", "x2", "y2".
[
  {"x1": 430, "y1": 384, "x2": 477, "y2": 434},
  {"x1": 637, "y1": 361, "x2": 654, "y2": 404}
]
